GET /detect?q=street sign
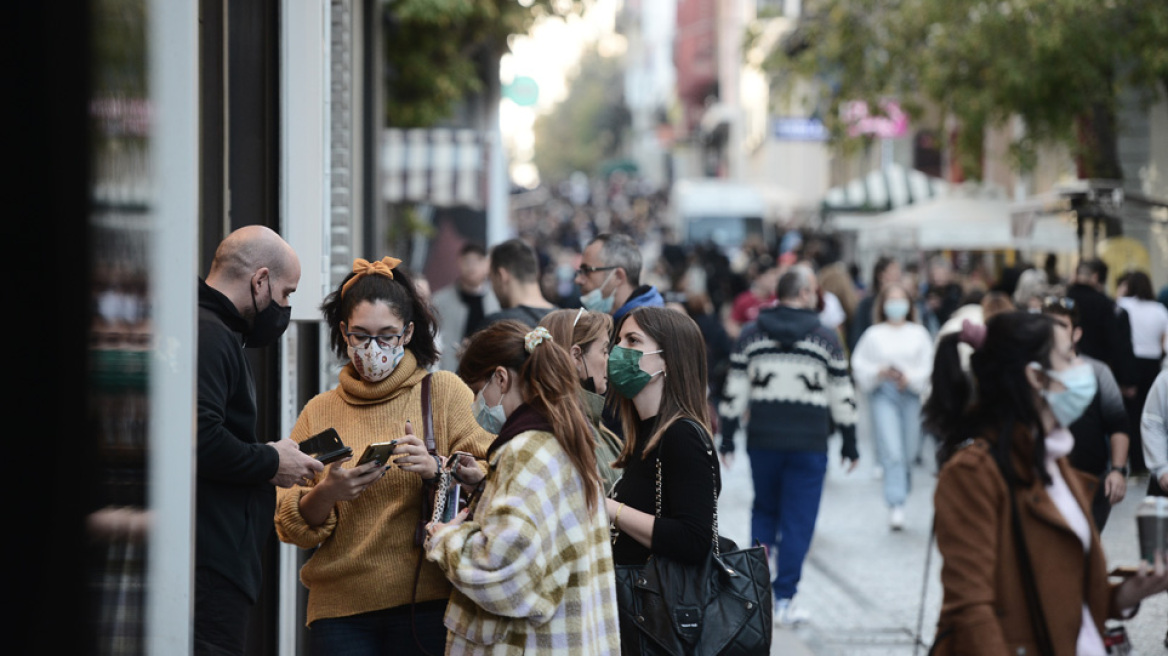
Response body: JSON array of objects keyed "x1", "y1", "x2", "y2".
[{"x1": 503, "y1": 76, "x2": 539, "y2": 107}]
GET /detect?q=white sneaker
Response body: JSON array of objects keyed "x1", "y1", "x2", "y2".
[
  {"x1": 890, "y1": 506, "x2": 905, "y2": 531},
  {"x1": 774, "y1": 598, "x2": 809, "y2": 626}
]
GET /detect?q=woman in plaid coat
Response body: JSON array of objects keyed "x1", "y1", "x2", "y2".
[{"x1": 425, "y1": 320, "x2": 620, "y2": 655}]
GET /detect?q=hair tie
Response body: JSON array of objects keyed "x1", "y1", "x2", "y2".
[
  {"x1": 341, "y1": 257, "x2": 401, "y2": 298},
  {"x1": 958, "y1": 319, "x2": 986, "y2": 350},
  {"x1": 525, "y1": 326, "x2": 552, "y2": 353}
]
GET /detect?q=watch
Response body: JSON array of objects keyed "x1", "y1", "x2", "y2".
[{"x1": 1110, "y1": 463, "x2": 1130, "y2": 477}]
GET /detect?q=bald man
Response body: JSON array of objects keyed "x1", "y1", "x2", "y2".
[{"x1": 196, "y1": 226, "x2": 322, "y2": 654}]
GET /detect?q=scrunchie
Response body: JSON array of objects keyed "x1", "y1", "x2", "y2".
[
  {"x1": 958, "y1": 319, "x2": 986, "y2": 350},
  {"x1": 524, "y1": 326, "x2": 552, "y2": 353},
  {"x1": 341, "y1": 256, "x2": 401, "y2": 298}
]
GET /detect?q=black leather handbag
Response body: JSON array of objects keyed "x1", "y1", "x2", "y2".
[{"x1": 614, "y1": 421, "x2": 772, "y2": 656}]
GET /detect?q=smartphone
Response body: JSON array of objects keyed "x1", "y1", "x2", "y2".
[
  {"x1": 357, "y1": 441, "x2": 398, "y2": 467},
  {"x1": 299, "y1": 428, "x2": 352, "y2": 465}
]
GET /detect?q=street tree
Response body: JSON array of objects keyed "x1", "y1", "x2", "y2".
[
  {"x1": 775, "y1": 0, "x2": 1168, "y2": 180},
  {"x1": 532, "y1": 47, "x2": 631, "y2": 184},
  {"x1": 383, "y1": 0, "x2": 584, "y2": 127}
]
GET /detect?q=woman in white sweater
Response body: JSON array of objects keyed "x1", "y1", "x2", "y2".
[{"x1": 851, "y1": 282, "x2": 934, "y2": 529}]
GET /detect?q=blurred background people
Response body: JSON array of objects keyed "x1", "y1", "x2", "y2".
[
  {"x1": 274, "y1": 258, "x2": 492, "y2": 655},
  {"x1": 718, "y1": 266, "x2": 859, "y2": 625},
  {"x1": 1116, "y1": 270, "x2": 1168, "y2": 475},
  {"x1": 575, "y1": 233, "x2": 663, "y2": 319},
  {"x1": 850, "y1": 282, "x2": 934, "y2": 530},
  {"x1": 819, "y1": 261, "x2": 860, "y2": 349},
  {"x1": 1043, "y1": 297, "x2": 1131, "y2": 531},
  {"x1": 1012, "y1": 267, "x2": 1051, "y2": 312},
  {"x1": 727, "y1": 255, "x2": 778, "y2": 339},
  {"x1": 479, "y1": 238, "x2": 558, "y2": 331},
  {"x1": 432, "y1": 243, "x2": 499, "y2": 372},
  {"x1": 850, "y1": 256, "x2": 901, "y2": 352},
  {"x1": 427, "y1": 321, "x2": 618, "y2": 655},
  {"x1": 1143, "y1": 370, "x2": 1168, "y2": 497},
  {"x1": 925, "y1": 256, "x2": 964, "y2": 327},
  {"x1": 1067, "y1": 258, "x2": 1136, "y2": 399}
]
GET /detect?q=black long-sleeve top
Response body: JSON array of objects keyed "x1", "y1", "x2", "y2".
[
  {"x1": 611, "y1": 416, "x2": 719, "y2": 566},
  {"x1": 196, "y1": 279, "x2": 280, "y2": 602}
]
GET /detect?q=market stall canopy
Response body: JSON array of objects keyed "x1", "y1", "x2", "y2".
[
  {"x1": 856, "y1": 195, "x2": 1078, "y2": 252},
  {"x1": 823, "y1": 163, "x2": 948, "y2": 214}
]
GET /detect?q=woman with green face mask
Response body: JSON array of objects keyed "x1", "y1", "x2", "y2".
[
  {"x1": 603, "y1": 307, "x2": 719, "y2": 655},
  {"x1": 850, "y1": 282, "x2": 935, "y2": 530}
]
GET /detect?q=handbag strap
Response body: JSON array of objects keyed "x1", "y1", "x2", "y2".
[
  {"x1": 988, "y1": 433, "x2": 1055, "y2": 656},
  {"x1": 655, "y1": 418, "x2": 720, "y2": 556},
  {"x1": 410, "y1": 372, "x2": 439, "y2": 656},
  {"x1": 421, "y1": 373, "x2": 435, "y2": 453}
]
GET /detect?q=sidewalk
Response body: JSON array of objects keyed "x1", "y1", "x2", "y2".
[{"x1": 718, "y1": 430, "x2": 1168, "y2": 655}]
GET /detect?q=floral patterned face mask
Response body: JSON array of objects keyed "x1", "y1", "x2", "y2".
[{"x1": 348, "y1": 339, "x2": 405, "y2": 383}]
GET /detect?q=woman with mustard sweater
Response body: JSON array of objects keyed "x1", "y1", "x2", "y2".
[{"x1": 275, "y1": 258, "x2": 493, "y2": 655}]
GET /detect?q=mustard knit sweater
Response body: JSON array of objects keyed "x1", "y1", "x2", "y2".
[{"x1": 275, "y1": 351, "x2": 493, "y2": 625}]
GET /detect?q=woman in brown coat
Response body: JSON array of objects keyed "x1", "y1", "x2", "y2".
[{"x1": 923, "y1": 312, "x2": 1168, "y2": 655}]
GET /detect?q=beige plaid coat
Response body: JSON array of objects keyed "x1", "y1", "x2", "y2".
[{"x1": 426, "y1": 429, "x2": 620, "y2": 655}]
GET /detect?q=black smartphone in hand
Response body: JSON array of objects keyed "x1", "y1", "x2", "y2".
[{"x1": 299, "y1": 428, "x2": 352, "y2": 465}]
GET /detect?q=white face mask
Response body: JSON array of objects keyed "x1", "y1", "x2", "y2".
[
  {"x1": 580, "y1": 270, "x2": 617, "y2": 313},
  {"x1": 348, "y1": 340, "x2": 405, "y2": 383},
  {"x1": 472, "y1": 376, "x2": 507, "y2": 433}
]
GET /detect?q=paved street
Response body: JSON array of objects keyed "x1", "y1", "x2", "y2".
[{"x1": 718, "y1": 426, "x2": 1168, "y2": 655}]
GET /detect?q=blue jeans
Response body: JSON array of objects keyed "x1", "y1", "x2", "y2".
[
  {"x1": 308, "y1": 600, "x2": 448, "y2": 656},
  {"x1": 869, "y1": 381, "x2": 921, "y2": 508},
  {"x1": 748, "y1": 449, "x2": 828, "y2": 601}
]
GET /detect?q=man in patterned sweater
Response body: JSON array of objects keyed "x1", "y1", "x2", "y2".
[{"x1": 718, "y1": 264, "x2": 859, "y2": 626}]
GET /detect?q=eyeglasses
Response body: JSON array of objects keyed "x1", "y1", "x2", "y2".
[
  {"x1": 345, "y1": 330, "x2": 406, "y2": 349},
  {"x1": 575, "y1": 264, "x2": 618, "y2": 277},
  {"x1": 1042, "y1": 296, "x2": 1076, "y2": 312}
]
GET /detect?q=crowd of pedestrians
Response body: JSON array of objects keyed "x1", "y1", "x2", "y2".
[{"x1": 193, "y1": 186, "x2": 1168, "y2": 654}]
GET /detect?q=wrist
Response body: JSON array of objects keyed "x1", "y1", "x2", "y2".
[{"x1": 1110, "y1": 462, "x2": 1130, "y2": 477}]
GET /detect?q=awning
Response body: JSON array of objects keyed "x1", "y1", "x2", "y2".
[
  {"x1": 822, "y1": 163, "x2": 947, "y2": 214},
  {"x1": 856, "y1": 195, "x2": 1078, "y2": 252}
]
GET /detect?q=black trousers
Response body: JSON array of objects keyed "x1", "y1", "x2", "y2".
[{"x1": 194, "y1": 567, "x2": 254, "y2": 656}]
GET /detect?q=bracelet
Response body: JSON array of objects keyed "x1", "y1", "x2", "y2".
[{"x1": 610, "y1": 503, "x2": 625, "y2": 545}]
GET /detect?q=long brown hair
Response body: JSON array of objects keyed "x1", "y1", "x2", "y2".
[
  {"x1": 613, "y1": 307, "x2": 711, "y2": 466},
  {"x1": 538, "y1": 308, "x2": 613, "y2": 358},
  {"x1": 458, "y1": 320, "x2": 601, "y2": 510}
]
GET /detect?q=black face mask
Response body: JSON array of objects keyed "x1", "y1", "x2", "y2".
[{"x1": 245, "y1": 284, "x2": 291, "y2": 348}]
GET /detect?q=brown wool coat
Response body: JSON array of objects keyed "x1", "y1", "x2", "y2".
[{"x1": 932, "y1": 426, "x2": 1127, "y2": 655}]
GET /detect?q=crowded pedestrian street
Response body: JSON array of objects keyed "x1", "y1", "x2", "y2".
[{"x1": 719, "y1": 422, "x2": 1168, "y2": 654}]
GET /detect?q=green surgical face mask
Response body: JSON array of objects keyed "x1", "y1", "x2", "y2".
[{"x1": 607, "y1": 345, "x2": 663, "y2": 399}]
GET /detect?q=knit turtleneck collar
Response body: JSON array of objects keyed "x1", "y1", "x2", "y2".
[{"x1": 337, "y1": 349, "x2": 428, "y2": 405}]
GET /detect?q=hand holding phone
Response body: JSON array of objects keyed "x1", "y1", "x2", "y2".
[
  {"x1": 299, "y1": 428, "x2": 352, "y2": 465},
  {"x1": 357, "y1": 441, "x2": 398, "y2": 467}
]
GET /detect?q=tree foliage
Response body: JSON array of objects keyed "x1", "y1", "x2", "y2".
[
  {"x1": 776, "y1": 0, "x2": 1168, "y2": 179},
  {"x1": 383, "y1": 0, "x2": 584, "y2": 127},
  {"x1": 531, "y1": 47, "x2": 631, "y2": 184}
]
